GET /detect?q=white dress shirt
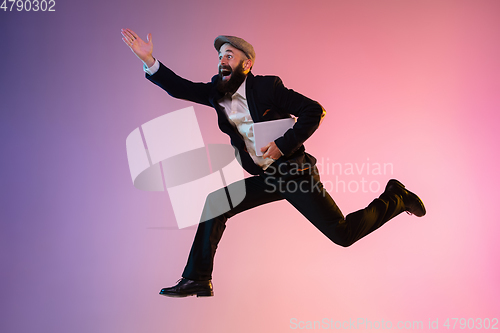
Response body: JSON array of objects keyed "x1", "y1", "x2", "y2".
[{"x1": 217, "y1": 78, "x2": 274, "y2": 169}]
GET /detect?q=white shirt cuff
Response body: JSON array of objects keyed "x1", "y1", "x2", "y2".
[{"x1": 143, "y1": 58, "x2": 159, "y2": 75}]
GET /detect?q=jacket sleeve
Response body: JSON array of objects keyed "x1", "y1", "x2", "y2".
[
  {"x1": 272, "y1": 77, "x2": 326, "y2": 157},
  {"x1": 145, "y1": 61, "x2": 213, "y2": 107}
]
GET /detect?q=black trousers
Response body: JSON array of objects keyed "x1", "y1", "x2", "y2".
[{"x1": 182, "y1": 161, "x2": 405, "y2": 281}]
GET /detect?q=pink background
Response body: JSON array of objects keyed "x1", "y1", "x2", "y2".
[{"x1": 1, "y1": 0, "x2": 499, "y2": 332}]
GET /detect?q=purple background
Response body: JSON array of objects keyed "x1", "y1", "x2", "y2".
[{"x1": 1, "y1": 0, "x2": 499, "y2": 332}]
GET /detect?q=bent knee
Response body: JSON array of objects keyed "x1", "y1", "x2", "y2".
[
  {"x1": 336, "y1": 239, "x2": 355, "y2": 248},
  {"x1": 331, "y1": 234, "x2": 355, "y2": 247}
]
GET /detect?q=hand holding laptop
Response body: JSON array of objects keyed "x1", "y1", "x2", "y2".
[
  {"x1": 254, "y1": 118, "x2": 295, "y2": 157},
  {"x1": 260, "y1": 142, "x2": 282, "y2": 160}
]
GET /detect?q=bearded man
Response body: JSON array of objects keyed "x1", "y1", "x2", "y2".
[{"x1": 121, "y1": 29, "x2": 426, "y2": 297}]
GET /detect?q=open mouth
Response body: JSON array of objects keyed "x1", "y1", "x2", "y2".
[{"x1": 220, "y1": 67, "x2": 232, "y2": 80}]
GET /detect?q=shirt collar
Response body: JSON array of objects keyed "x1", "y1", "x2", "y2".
[{"x1": 231, "y1": 76, "x2": 247, "y2": 100}]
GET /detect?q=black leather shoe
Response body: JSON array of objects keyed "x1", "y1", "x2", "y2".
[
  {"x1": 159, "y1": 278, "x2": 213, "y2": 297},
  {"x1": 384, "y1": 179, "x2": 426, "y2": 217}
]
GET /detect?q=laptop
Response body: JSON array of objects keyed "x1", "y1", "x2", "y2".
[{"x1": 254, "y1": 118, "x2": 295, "y2": 156}]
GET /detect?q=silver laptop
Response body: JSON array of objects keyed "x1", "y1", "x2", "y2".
[{"x1": 254, "y1": 118, "x2": 295, "y2": 156}]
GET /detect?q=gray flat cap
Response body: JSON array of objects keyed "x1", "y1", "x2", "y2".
[{"x1": 214, "y1": 35, "x2": 255, "y2": 62}]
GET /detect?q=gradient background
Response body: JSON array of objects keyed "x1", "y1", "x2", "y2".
[{"x1": 1, "y1": 0, "x2": 499, "y2": 332}]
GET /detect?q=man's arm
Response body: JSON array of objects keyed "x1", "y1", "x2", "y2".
[
  {"x1": 271, "y1": 77, "x2": 326, "y2": 157},
  {"x1": 121, "y1": 28, "x2": 212, "y2": 107},
  {"x1": 146, "y1": 62, "x2": 213, "y2": 107}
]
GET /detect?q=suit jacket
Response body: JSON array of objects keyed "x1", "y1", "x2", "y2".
[{"x1": 146, "y1": 62, "x2": 325, "y2": 175}]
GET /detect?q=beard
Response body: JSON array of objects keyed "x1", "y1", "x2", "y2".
[{"x1": 216, "y1": 60, "x2": 248, "y2": 95}]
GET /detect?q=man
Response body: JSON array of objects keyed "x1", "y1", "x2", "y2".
[{"x1": 121, "y1": 29, "x2": 426, "y2": 297}]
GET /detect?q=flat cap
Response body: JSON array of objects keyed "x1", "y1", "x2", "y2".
[{"x1": 214, "y1": 35, "x2": 255, "y2": 62}]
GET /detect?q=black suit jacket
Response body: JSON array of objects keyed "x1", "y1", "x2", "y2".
[{"x1": 146, "y1": 62, "x2": 325, "y2": 175}]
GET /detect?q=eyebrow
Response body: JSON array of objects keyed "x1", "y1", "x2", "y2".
[
  {"x1": 219, "y1": 48, "x2": 249, "y2": 60},
  {"x1": 219, "y1": 49, "x2": 234, "y2": 56}
]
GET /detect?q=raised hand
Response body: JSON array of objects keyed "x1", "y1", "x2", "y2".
[{"x1": 121, "y1": 28, "x2": 155, "y2": 68}]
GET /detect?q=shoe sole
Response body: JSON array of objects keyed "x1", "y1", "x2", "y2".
[
  {"x1": 195, "y1": 290, "x2": 214, "y2": 297},
  {"x1": 159, "y1": 291, "x2": 214, "y2": 298}
]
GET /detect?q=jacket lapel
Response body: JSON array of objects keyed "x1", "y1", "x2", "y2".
[{"x1": 245, "y1": 72, "x2": 260, "y2": 122}]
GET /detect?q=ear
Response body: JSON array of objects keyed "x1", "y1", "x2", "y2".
[{"x1": 243, "y1": 59, "x2": 253, "y2": 71}]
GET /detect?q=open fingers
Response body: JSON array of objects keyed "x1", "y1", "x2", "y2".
[
  {"x1": 122, "y1": 28, "x2": 137, "y2": 39},
  {"x1": 122, "y1": 37, "x2": 133, "y2": 48},
  {"x1": 121, "y1": 28, "x2": 138, "y2": 44},
  {"x1": 121, "y1": 34, "x2": 135, "y2": 48}
]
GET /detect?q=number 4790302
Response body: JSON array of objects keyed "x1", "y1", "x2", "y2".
[{"x1": 1, "y1": 0, "x2": 56, "y2": 12}]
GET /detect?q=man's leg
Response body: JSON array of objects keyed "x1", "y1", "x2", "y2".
[
  {"x1": 270, "y1": 167, "x2": 423, "y2": 247},
  {"x1": 181, "y1": 174, "x2": 284, "y2": 280},
  {"x1": 159, "y1": 166, "x2": 425, "y2": 296},
  {"x1": 159, "y1": 175, "x2": 283, "y2": 297}
]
